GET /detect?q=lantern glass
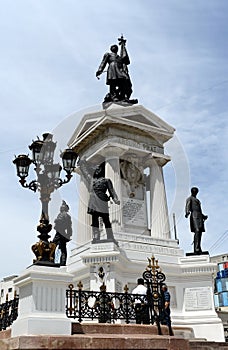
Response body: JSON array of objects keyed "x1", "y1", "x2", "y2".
[
  {"x1": 61, "y1": 149, "x2": 78, "y2": 173},
  {"x1": 29, "y1": 139, "x2": 44, "y2": 164},
  {"x1": 42, "y1": 133, "x2": 56, "y2": 164},
  {"x1": 13, "y1": 154, "x2": 32, "y2": 178},
  {"x1": 46, "y1": 163, "x2": 62, "y2": 179}
]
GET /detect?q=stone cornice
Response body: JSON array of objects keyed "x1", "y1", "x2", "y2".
[{"x1": 68, "y1": 105, "x2": 175, "y2": 153}]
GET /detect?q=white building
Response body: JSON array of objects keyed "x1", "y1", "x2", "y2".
[{"x1": 0, "y1": 275, "x2": 18, "y2": 303}]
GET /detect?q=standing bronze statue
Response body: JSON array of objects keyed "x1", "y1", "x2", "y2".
[
  {"x1": 79, "y1": 158, "x2": 120, "y2": 245},
  {"x1": 96, "y1": 35, "x2": 138, "y2": 104},
  {"x1": 185, "y1": 187, "x2": 208, "y2": 254},
  {"x1": 52, "y1": 200, "x2": 72, "y2": 266}
]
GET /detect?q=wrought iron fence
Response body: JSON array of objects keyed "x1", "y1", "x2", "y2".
[
  {"x1": 0, "y1": 292, "x2": 19, "y2": 331},
  {"x1": 66, "y1": 283, "x2": 146, "y2": 322},
  {"x1": 66, "y1": 256, "x2": 174, "y2": 336}
]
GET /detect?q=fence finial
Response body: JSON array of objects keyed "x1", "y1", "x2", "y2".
[
  {"x1": 124, "y1": 284, "x2": 129, "y2": 293},
  {"x1": 77, "y1": 281, "x2": 83, "y2": 290},
  {"x1": 100, "y1": 282, "x2": 106, "y2": 292}
]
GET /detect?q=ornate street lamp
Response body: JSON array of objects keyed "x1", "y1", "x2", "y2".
[{"x1": 13, "y1": 133, "x2": 78, "y2": 265}]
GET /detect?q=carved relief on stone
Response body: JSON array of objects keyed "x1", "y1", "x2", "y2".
[{"x1": 120, "y1": 154, "x2": 145, "y2": 198}]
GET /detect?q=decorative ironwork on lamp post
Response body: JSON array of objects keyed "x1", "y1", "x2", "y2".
[{"x1": 13, "y1": 132, "x2": 78, "y2": 265}]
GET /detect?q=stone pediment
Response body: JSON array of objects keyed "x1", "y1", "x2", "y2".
[{"x1": 68, "y1": 104, "x2": 175, "y2": 151}]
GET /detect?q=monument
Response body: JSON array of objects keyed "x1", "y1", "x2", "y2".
[
  {"x1": 11, "y1": 36, "x2": 225, "y2": 343},
  {"x1": 66, "y1": 105, "x2": 224, "y2": 341},
  {"x1": 66, "y1": 36, "x2": 224, "y2": 341}
]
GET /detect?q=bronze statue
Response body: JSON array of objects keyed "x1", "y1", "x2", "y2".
[
  {"x1": 79, "y1": 158, "x2": 120, "y2": 244},
  {"x1": 96, "y1": 35, "x2": 138, "y2": 104},
  {"x1": 52, "y1": 200, "x2": 72, "y2": 266},
  {"x1": 185, "y1": 187, "x2": 208, "y2": 254}
]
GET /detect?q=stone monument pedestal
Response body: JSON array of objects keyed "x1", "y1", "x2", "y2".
[
  {"x1": 186, "y1": 251, "x2": 209, "y2": 256},
  {"x1": 171, "y1": 254, "x2": 224, "y2": 342},
  {"x1": 11, "y1": 265, "x2": 73, "y2": 337},
  {"x1": 68, "y1": 239, "x2": 224, "y2": 341},
  {"x1": 66, "y1": 103, "x2": 224, "y2": 342}
]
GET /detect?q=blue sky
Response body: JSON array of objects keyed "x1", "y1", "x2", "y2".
[{"x1": 1, "y1": 0, "x2": 227, "y2": 278}]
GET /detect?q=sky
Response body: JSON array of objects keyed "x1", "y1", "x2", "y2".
[{"x1": 0, "y1": 0, "x2": 227, "y2": 279}]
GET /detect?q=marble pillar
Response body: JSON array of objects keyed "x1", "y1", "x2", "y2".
[
  {"x1": 148, "y1": 157, "x2": 170, "y2": 240},
  {"x1": 103, "y1": 147, "x2": 124, "y2": 232},
  {"x1": 76, "y1": 175, "x2": 91, "y2": 246}
]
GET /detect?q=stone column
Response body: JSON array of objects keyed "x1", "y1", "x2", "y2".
[
  {"x1": 148, "y1": 157, "x2": 171, "y2": 239},
  {"x1": 103, "y1": 146, "x2": 125, "y2": 232},
  {"x1": 76, "y1": 175, "x2": 91, "y2": 246}
]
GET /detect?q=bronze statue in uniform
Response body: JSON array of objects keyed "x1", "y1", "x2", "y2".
[
  {"x1": 96, "y1": 35, "x2": 137, "y2": 104},
  {"x1": 79, "y1": 159, "x2": 120, "y2": 244},
  {"x1": 185, "y1": 187, "x2": 208, "y2": 254},
  {"x1": 53, "y1": 200, "x2": 72, "y2": 265}
]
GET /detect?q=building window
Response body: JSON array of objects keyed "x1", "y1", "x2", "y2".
[
  {"x1": 1, "y1": 289, "x2": 4, "y2": 297},
  {"x1": 8, "y1": 288, "x2": 12, "y2": 293}
]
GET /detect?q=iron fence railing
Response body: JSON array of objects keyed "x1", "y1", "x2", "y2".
[
  {"x1": 66, "y1": 256, "x2": 174, "y2": 336},
  {"x1": 66, "y1": 284, "x2": 146, "y2": 322},
  {"x1": 0, "y1": 292, "x2": 19, "y2": 331}
]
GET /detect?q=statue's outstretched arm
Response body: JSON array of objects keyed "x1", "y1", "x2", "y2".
[
  {"x1": 96, "y1": 53, "x2": 109, "y2": 77},
  {"x1": 78, "y1": 159, "x2": 92, "y2": 184},
  {"x1": 107, "y1": 179, "x2": 120, "y2": 205}
]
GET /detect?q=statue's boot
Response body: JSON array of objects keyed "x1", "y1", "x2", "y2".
[
  {"x1": 92, "y1": 227, "x2": 100, "y2": 243},
  {"x1": 106, "y1": 228, "x2": 119, "y2": 246},
  {"x1": 194, "y1": 231, "x2": 202, "y2": 254},
  {"x1": 60, "y1": 252, "x2": 67, "y2": 266}
]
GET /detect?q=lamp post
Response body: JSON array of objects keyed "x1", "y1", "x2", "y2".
[{"x1": 13, "y1": 133, "x2": 78, "y2": 265}]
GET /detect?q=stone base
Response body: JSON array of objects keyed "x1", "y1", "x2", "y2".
[
  {"x1": 186, "y1": 252, "x2": 209, "y2": 256},
  {"x1": 2, "y1": 324, "x2": 228, "y2": 349},
  {"x1": 30, "y1": 261, "x2": 61, "y2": 267},
  {"x1": 11, "y1": 265, "x2": 73, "y2": 337},
  {"x1": 11, "y1": 315, "x2": 71, "y2": 337},
  {"x1": 72, "y1": 322, "x2": 194, "y2": 338},
  {"x1": 189, "y1": 340, "x2": 228, "y2": 350},
  {"x1": 102, "y1": 100, "x2": 138, "y2": 109},
  {"x1": 0, "y1": 335, "x2": 189, "y2": 350},
  {"x1": 92, "y1": 238, "x2": 118, "y2": 246}
]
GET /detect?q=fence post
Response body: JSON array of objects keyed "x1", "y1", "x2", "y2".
[
  {"x1": 77, "y1": 281, "x2": 83, "y2": 323},
  {"x1": 124, "y1": 284, "x2": 130, "y2": 324},
  {"x1": 67, "y1": 284, "x2": 74, "y2": 317}
]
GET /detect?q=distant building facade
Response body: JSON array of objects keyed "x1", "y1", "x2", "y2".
[
  {"x1": 211, "y1": 254, "x2": 228, "y2": 342},
  {"x1": 0, "y1": 275, "x2": 18, "y2": 303}
]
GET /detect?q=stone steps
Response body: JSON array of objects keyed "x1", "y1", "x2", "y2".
[
  {"x1": 0, "y1": 324, "x2": 227, "y2": 349},
  {"x1": 3, "y1": 334, "x2": 190, "y2": 350}
]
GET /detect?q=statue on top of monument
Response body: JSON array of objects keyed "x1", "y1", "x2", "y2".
[
  {"x1": 96, "y1": 35, "x2": 138, "y2": 105},
  {"x1": 185, "y1": 187, "x2": 208, "y2": 255},
  {"x1": 79, "y1": 158, "x2": 120, "y2": 245}
]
